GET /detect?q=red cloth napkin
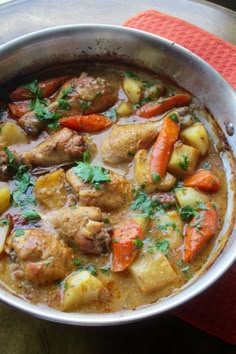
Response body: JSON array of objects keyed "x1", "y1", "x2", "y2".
[
  {"x1": 123, "y1": 10, "x2": 236, "y2": 89},
  {"x1": 123, "y1": 10, "x2": 236, "y2": 344}
]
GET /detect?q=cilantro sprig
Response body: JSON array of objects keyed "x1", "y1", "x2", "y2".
[{"x1": 72, "y1": 161, "x2": 110, "y2": 190}]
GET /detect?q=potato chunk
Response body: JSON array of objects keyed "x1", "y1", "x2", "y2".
[
  {"x1": 152, "y1": 211, "x2": 184, "y2": 249},
  {"x1": 123, "y1": 77, "x2": 143, "y2": 103},
  {"x1": 134, "y1": 149, "x2": 176, "y2": 192},
  {"x1": 175, "y1": 187, "x2": 209, "y2": 208},
  {"x1": 130, "y1": 250, "x2": 177, "y2": 293},
  {"x1": 0, "y1": 185, "x2": 11, "y2": 214},
  {"x1": 168, "y1": 143, "x2": 200, "y2": 177},
  {"x1": 63, "y1": 270, "x2": 104, "y2": 311},
  {"x1": 180, "y1": 122, "x2": 209, "y2": 156},
  {"x1": 34, "y1": 169, "x2": 68, "y2": 209},
  {"x1": 0, "y1": 122, "x2": 28, "y2": 147},
  {"x1": 116, "y1": 101, "x2": 133, "y2": 117}
]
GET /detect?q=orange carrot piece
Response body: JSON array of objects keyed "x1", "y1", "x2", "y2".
[
  {"x1": 136, "y1": 94, "x2": 191, "y2": 118},
  {"x1": 9, "y1": 75, "x2": 70, "y2": 101},
  {"x1": 60, "y1": 114, "x2": 112, "y2": 132},
  {"x1": 111, "y1": 219, "x2": 143, "y2": 272},
  {"x1": 8, "y1": 102, "x2": 30, "y2": 119},
  {"x1": 184, "y1": 203, "x2": 218, "y2": 262},
  {"x1": 150, "y1": 115, "x2": 180, "y2": 178},
  {"x1": 183, "y1": 170, "x2": 220, "y2": 193}
]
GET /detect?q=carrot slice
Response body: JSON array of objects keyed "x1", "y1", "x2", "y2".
[
  {"x1": 183, "y1": 170, "x2": 220, "y2": 193},
  {"x1": 8, "y1": 102, "x2": 30, "y2": 119},
  {"x1": 136, "y1": 94, "x2": 191, "y2": 118},
  {"x1": 184, "y1": 203, "x2": 218, "y2": 262},
  {"x1": 9, "y1": 76, "x2": 70, "y2": 101},
  {"x1": 150, "y1": 114, "x2": 180, "y2": 178},
  {"x1": 111, "y1": 219, "x2": 143, "y2": 272},
  {"x1": 60, "y1": 114, "x2": 112, "y2": 132}
]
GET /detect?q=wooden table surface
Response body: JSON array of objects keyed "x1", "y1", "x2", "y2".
[{"x1": 0, "y1": 1, "x2": 235, "y2": 353}]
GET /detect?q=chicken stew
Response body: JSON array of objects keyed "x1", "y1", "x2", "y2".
[{"x1": 0, "y1": 63, "x2": 226, "y2": 313}]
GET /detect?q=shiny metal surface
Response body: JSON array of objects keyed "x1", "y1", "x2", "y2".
[
  {"x1": 0, "y1": 25, "x2": 235, "y2": 325},
  {"x1": 0, "y1": 0, "x2": 235, "y2": 45}
]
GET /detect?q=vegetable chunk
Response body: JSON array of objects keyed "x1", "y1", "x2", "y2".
[
  {"x1": 180, "y1": 122, "x2": 209, "y2": 156},
  {"x1": 63, "y1": 270, "x2": 104, "y2": 311},
  {"x1": 34, "y1": 169, "x2": 68, "y2": 209},
  {"x1": 0, "y1": 122, "x2": 28, "y2": 147},
  {"x1": 0, "y1": 185, "x2": 11, "y2": 214},
  {"x1": 123, "y1": 77, "x2": 143, "y2": 103},
  {"x1": 130, "y1": 249, "x2": 177, "y2": 293},
  {"x1": 175, "y1": 187, "x2": 208, "y2": 208},
  {"x1": 168, "y1": 143, "x2": 200, "y2": 176}
]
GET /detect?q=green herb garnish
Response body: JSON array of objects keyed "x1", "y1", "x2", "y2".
[
  {"x1": 152, "y1": 172, "x2": 161, "y2": 183},
  {"x1": 0, "y1": 219, "x2": 10, "y2": 226},
  {"x1": 73, "y1": 162, "x2": 110, "y2": 189},
  {"x1": 22, "y1": 210, "x2": 41, "y2": 223},
  {"x1": 178, "y1": 155, "x2": 189, "y2": 171},
  {"x1": 124, "y1": 71, "x2": 139, "y2": 80},
  {"x1": 132, "y1": 238, "x2": 144, "y2": 249},
  {"x1": 156, "y1": 239, "x2": 169, "y2": 255}
]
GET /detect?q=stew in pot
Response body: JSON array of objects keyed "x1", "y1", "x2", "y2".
[{"x1": 0, "y1": 63, "x2": 226, "y2": 312}]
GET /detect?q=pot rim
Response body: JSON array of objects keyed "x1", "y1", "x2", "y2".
[{"x1": 0, "y1": 24, "x2": 235, "y2": 326}]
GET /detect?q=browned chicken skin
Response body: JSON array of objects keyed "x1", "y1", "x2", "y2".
[
  {"x1": 19, "y1": 128, "x2": 89, "y2": 167},
  {"x1": 101, "y1": 120, "x2": 163, "y2": 165},
  {"x1": 18, "y1": 73, "x2": 117, "y2": 135},
  {"x1": 66, "y1": 169, "x2": 132, "y2": 211},
  {"x1": 45, "y1": 206, "x2": 111, "y2": 255},
  {"x1": 9, "y1": 229, "x2": 73, "y2": 285}
]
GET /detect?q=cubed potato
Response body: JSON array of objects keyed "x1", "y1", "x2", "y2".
[
  {"x1": 34, "y1": 169, "x2": 68, "y2": 209},
  {"x1": 123, "y1": 77, "x2": 143, "y2": 103},
  {"x1": 0, "y1": 185, "x2": 11, "y2": 214},
  {"x1": 116, "y1": 101, "x2": 133, "y2": 117},
  {"x1": 130, "y1": 250, "x2": 177, "y2": 293},
  {"x1": 63, "y1": 270, "x2": 104, "y2": 311},
  {"x1": 153, "y1": 211, "x2": 184, "y2": 249},
  {"x1": 134, "y1": 149, "x2": 176, "y2": 192},
  {"x1": 0, "y1": 217, "x2": 12, "y2": 255},
  {"x1": 180, "y1": 122, "x2": 209, "y2": 156},
  {"x1": 168, "y1": 143, "x2": 200, "y2": 177},
  {"x1": 175, "y1": 187, "x2": 209, "y2": 208},
  {"x1": 0, "y1": 122, "x2": 28, "y2": 146}
]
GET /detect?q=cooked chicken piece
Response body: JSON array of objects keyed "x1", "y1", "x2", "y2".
[
  {"x1": 0, "y1": 151, "x2": 9, "y2": 180},
  {"x1": 101, "y1": 120, "x2": 162, "y2": 164},
  {"x1": 19, "y1": 128, "x2": 90, "y2": 167},
  {"x1": 46, "y1": 207, "x2": 111, "y2": 254},
  {"x1": 18, "y1": 111, "x2": 45, "y2": 136},
  {"x1": 66, "y1": 168, "x2": 132, "y2": 211},
  {"x1": 53, "y1": 72, "x2": 117, "y2": 116},
  {"x1": 8, "y1": 229, "x2": 73, "y2": 285},
  {"x1": 18, "y1": 73, "x2": 117, "y2": 136}
]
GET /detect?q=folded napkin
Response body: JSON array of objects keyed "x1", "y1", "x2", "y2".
[
  {"x1": 123, "y1": 10, "x2": 236, "y2": 89},
  {"x1": 124, "y1": 10, "x2": 236, "y2": 344}
]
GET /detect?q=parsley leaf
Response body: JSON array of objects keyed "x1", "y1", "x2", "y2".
[
  {"x1": 22, "y1": 210, "x2": 41, "y2": 223},
  {"x1": 132, "y1": 238, "x2": 144, "y2": 249},
  {"x1": 79, "y1": 99, "x2": 92, "y2": 114},
  {"x1": 22, "y1": 80, "x2": 42, "y2": 97},
  {"x1": 179, "y1": 205, "x2": 199, "y2": 221},
  {"x1": 12, "y1": 171, "x2": 35, "y2": 208},
  {"x1": 152, "y1": 172, "x2": 161, "y2": 183},
  {"x1": 124, "y1": 71, "x2": 139, "y2": 80},
  {"x1": 73, "y1": 162, "x2": 110, "y2": 188},
  {"x1": 0, "y1": 219, "x2": 10, "y2": 226},
  {"x1": 13, "y1": 229, "x2": 25, "y2": 238},
  {"x1": 74, "y1": 259, "x2": 83, "y2": 267},
  {"x1": 178, "y1": 155, "x2": 189, "y2": 171},
  {"x1": 156, "y1": 239, "x2": 169, "y2": 255},
  {"x1": 157, "y1": 222, "x2": 181, "y2": 235},
  {"x1": 202, "y1": 161, "x2": 211, "y2": 170},
  {"x1": 130, "y1": 189, "x2": 163, "y2": 218},
  {"x1": 170, "y1": 112, "x2": 179, "y2": 122}
]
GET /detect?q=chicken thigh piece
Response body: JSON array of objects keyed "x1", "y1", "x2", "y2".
[
  {"x1": 19, "y1": 128, "x2": 93, "y2": 167},
  {"x1": 66, "y1": 168, "x2": 132, "y2": 211},
  {"x1": 8, "y1": 229, "x2": 73, "y2": 285},
  {"x1": 18, "y1": 73, "x2": 117, "y2": 136},
  {"x1": 101, "y1": 120, "x2": 163, "y2": 165},
  {"x1": 45, "y1": 207, "x2": 111, "y2": 255}
]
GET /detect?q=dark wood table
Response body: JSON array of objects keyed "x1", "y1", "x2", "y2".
[{"x1": 0, "y1": 1, "x2": 235, "y2": 353}]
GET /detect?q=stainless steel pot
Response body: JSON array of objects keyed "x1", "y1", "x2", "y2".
[{"x1": 0, "y1": 25, "x2": 235, "y2": 326}]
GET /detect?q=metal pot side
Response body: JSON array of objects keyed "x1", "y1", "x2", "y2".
[{"x1": 0, "y1": 25, "x2": 235, "y2": 326}]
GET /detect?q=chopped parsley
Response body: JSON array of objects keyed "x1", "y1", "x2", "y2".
[
  {"x1": 143, "y1": 80, "x2": 155, "y2": 88},
  {"x1": 132, "y1": 238, "x2": 144, "y2": 249},
  {"x1": 170, "y1": 112, "x2": 179, "y2": 122},
  {"x1": 0, "y1": 219, "x2": 10, "y2": 226},
  {"x1": 179, "y1": 205, "x2": 198, "y2": 221},
  {"x1": 73, "y1": 161, "x2": 110, "y2": 189},
  {"x1": 99, "y1": 266, "x2": 110, "y2": 275},
  {"x1": 22, "y1": 210, "x2": 41, "y2": 223},
  {"x1": 12, "y1": 171, "x2": 35, "y2": 208},
  {"x1": 130, "y1": 189, "x2": 163, "y2": 218},
  {"x1": 74, "y1": 259, "x2": 83, "y2": 267},
  {"x1": 124, "y1": 71, "x2": 139, "y2": 80},
  {"x1": 57, "y1": 83, "x2": 75, "y2": 111},
  {"x1": 13, "y1": 229, "x2": 25, "y2": 237},
  {"x1": 79, "y1": 99, "x2": 92, "y2": 113},
  {"x1": 189, "y1": 213, "x2": 205, "y2": 230},
  {"x1": 157, "y1": 222, "x2": 181, "y2": 235},
  {"x1": 152, "y1": 172, "x2": 161, "y2": 183},
  {"x1": 178, "y1": 155, "x2": 189, "y2": 171},
  {"x1": 156, "y1": 239, "x2": 169, "y2": 255},
  {"x1": 82, "y1": 150, "x2": 91, "y2": 163},
  {"x1": 22, "y1": 80, "x2": 42, "y2": 97},
  {"x1": 176, "y1": 261, "x2": 192, "y2": 280}
]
